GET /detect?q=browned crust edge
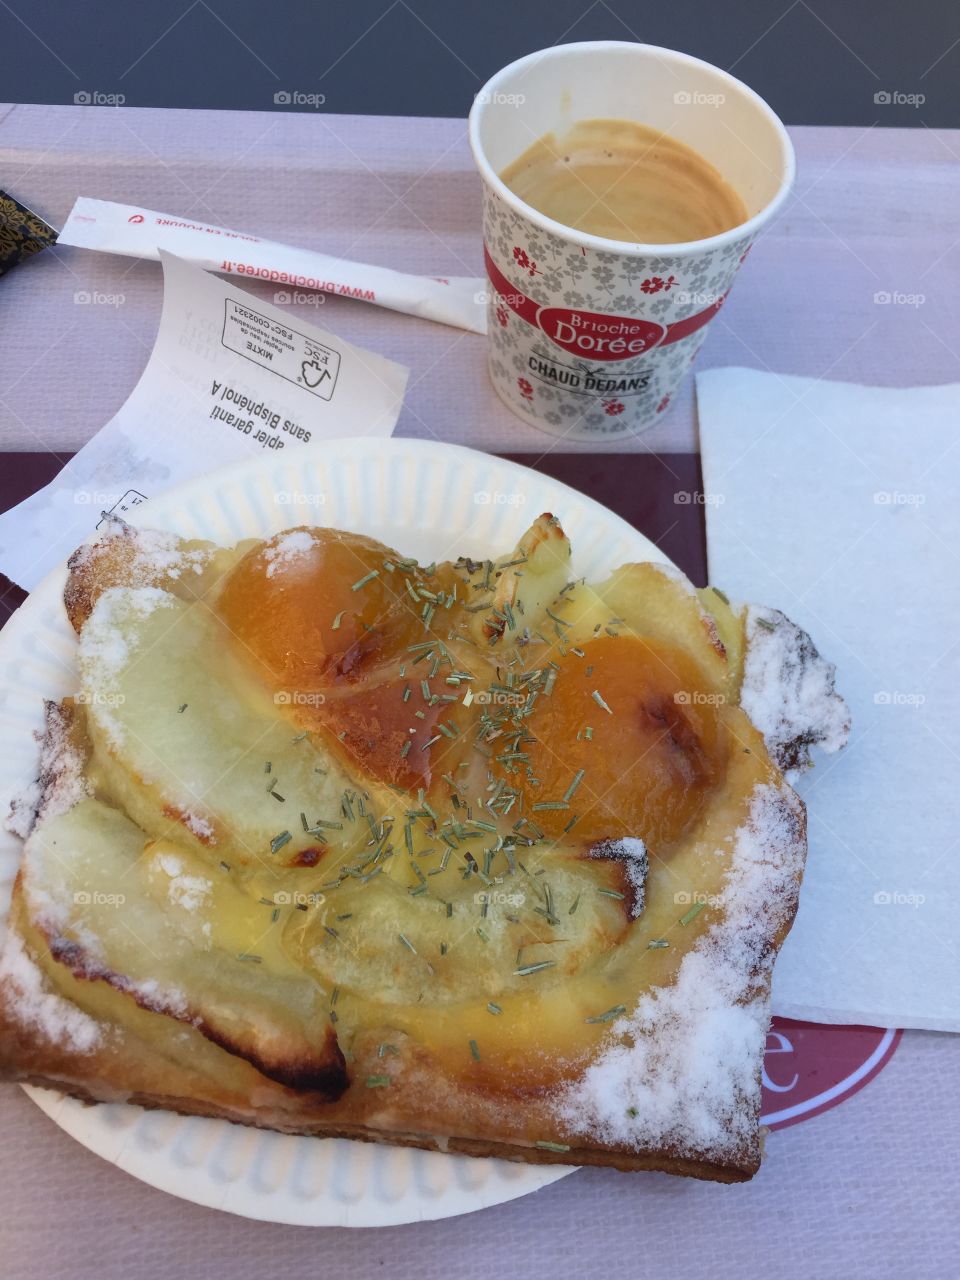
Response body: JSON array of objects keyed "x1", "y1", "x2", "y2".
[
  {"x1": 41, "y1": 931, "x2": 349, "y2": 1101},
  {"x1": 6, "y1": 1073, "x2": 755, "y2": 1183}
]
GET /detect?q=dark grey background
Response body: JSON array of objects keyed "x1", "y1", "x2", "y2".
[{"x1": 0, "y1": 0, "x2": 956, "y2": 125}]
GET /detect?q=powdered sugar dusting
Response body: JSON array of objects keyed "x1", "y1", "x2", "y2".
[
  {"x1": 264, "y1": 530, "x2": 316, "y2": 577},
  {"x1": 72, "y1": 522, "x2": 211, "y2": 585},
  {"x1": 0, "y1": 927, "x2": 102, "y2": 1053},
  {"x1": 646, "y1": 560, "x2": 689, "y2": 586},
  {"x1": 182, "y1": 811, "x2": 214, "y2": 841},
  {"x1": 556, "y1": 781, "x2": 805, "y2": 1162},
  {"x1": 158, "y1": 853, "x2": 212, "y2": 913},
  {"x1": 5, "y1": 784, "x2": 40, "y2": 840},
  {"x1": 120, "y1": 526, "x2": 208, "y2": 580},
  {"x1": 741, "y1": 606, "x2": 851, "y2": 773},
  {"x1": 6, "y1": 702, "x2": 91, "y2": 839},
  {"x1": 127, "y1": 977, "x2": 189, "y2": 1019},
  {"x1": 589, "y1": 837, "x2": 648, "y2": 917},
  {"x1": 77, "y1": 587, "x2": 177, "y2": 749}
]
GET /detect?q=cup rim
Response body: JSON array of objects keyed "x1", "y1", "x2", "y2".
[{"x1": 468, "y1": 40, "x2": 796, "y2": 259}]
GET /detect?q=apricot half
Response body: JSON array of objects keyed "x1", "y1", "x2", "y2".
[
  {"x1": 217, "y1": 527, "x2": 427, "y2": 691},
  {"x1": 518, "y1": 634, "x2": 728, "y2": 849}
]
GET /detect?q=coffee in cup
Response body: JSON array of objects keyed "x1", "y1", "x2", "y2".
[{"x1": 499, "y1": 118, "x2": 748, "y2": 246}]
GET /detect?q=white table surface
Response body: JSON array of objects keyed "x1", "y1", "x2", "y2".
[
  {"x1": 2, "y1": 105, "x2": 960, "y2": 456},
  {"x1": 1, "y1": 105, "x2": 959, "y2": 1279}
]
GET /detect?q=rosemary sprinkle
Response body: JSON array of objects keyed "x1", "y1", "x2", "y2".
[
  {"x1": 679, "y1": 901, "x2": 707, "y2": 926},
  {"x1": 585, "y1": 1004, "x2": 626, "y2": 1024}
]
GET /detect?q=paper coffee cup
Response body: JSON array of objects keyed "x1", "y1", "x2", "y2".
[{"x1": 469, "y1": 42, "x2": 795, "y2": 441}]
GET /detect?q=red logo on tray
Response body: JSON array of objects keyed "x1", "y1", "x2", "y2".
[
  {"x1": 484, "y1": 245, "x2": 727, "y2": 363},
  {"x1": 760, "y1": 1018, "x2": 901, "y2": 1131},
  {"x1": 127, "y1": 213, "x2": 145, "y2": 224}
]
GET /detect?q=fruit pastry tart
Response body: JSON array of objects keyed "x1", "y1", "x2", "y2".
[{"x1": 0, "y1": 514, "x2": 849, "y2": 1182}]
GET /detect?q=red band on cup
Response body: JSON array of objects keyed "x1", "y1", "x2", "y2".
[{"x1": 484, "y1": 245, "x2": 726, "y2": 362}]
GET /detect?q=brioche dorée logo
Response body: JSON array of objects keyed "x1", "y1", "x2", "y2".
[
  {"x1": 483, "y1": 245, "x2": 726, "y2": 363},
  {"x1": 537, "y1": 307, "x2": 663, "y2": 359},
  {"x1": 760, "y1": 1018, "x2": 901, "y2": 1131}
]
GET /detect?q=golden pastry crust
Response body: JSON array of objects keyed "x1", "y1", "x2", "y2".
[
  {"x1": 0, "y1": 885, "x2": 778, "y2": 1182},
  {"x1": 0, "y1": 517, "x2": 844, "y2": 1183}
]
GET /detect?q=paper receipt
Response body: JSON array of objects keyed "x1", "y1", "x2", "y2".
[{"x1": 0, "y1": 252, "x2": 408, "y2": 589}]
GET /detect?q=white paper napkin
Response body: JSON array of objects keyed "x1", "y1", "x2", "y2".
[{"x1": 698, "y1": 366, "x2": 960, "y2": 1032}]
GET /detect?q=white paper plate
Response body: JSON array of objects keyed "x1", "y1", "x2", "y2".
[{"x1": 0, "y1": 438, "x2": 670, "y2": 1226}]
